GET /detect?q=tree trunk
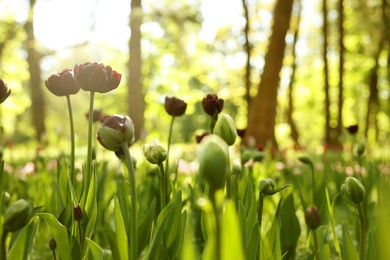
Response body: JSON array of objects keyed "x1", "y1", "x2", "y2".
[
  {"x1": 336, "y1": 0, "x2": 345, "y2": 147},
  {"x1": 287, "y1": 0, "x2": 302, "y2": 147},
  {"x1": 245, "y1": 0, "x2": 293, "y2": 148},
  {"x1": 128, "y1": 0, "x2": 144, "y2": 141},
  {"x1": 241, "y1": 0, "x2": 252, "y2": 113},
  {"x1": 25, "y1": 0, "x2": 46, "y2": 142},
  {"x1": 323, "y1": 0, "x2": 332, "y2": 147}
]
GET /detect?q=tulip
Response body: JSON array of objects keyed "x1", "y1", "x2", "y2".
[
  {"x1": 164, "y1": 96, "x2": 187, "y2": 116},
  {"x1": 97, "y1": 114, "x2": 134, "y2": 152},
  {"x1": 341, "y1": 176, "x2": 365, "y2": 207},
  {"x1": 305, "y1": 205, "x2": 320, "y2": 230},
  {"x1": 197, "y1": 135, "x2": 229, "y2": 190},
  {"x1": 213, "y1": 113, "x2": 237, "y2": 146},
  {"x1": 0, "y1": 79, "x2": 11, "y2": 104},
  {"x1": 202, "y1": 93, "x2": 224, "y2": 117},
  {"x1": 45, "y1": 68, "x2": 80, "y2": 96},
  {"x1": 144, "y1": 139, "x2": 167, "y2": 165},
  {"x1": 74, "y1": 62, "x2": 121, "y2": 93},
  {"x1": 259, "y1": 178, "x2": 275, "y2": 196}
]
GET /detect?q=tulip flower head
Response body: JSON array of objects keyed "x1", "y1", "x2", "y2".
[
  {"x1": 144, "y1": 138, "x2": 167, "y2": 165},
  {"x1": 97, "y1": 114, "x2": 135, "y2": 152},
  {"x1": 74, "y1": 62, "x2": 121, "y2": 93},
  {"x1": 0, "y1": 78, "x2": 11, "y2": 104},
  {"x1": 164, "y1": 96, "x2": 187, "y2": 116},
  {"x1": 213, "y1": 113, "x2": 237, "y2": 146},
  {"x1": 202, "y1": 93, "x2": 224, "y2": 117},
  {"x1": 45, "y1": 68, "x2": 80, "y2": 96}
]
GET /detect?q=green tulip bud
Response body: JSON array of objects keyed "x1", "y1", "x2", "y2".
[
  {"x1": 305, "y1": 205, "x2": 320, "y2": 230},
  {"x1": 49, "y1": 238, "x2": 57, "y2": 251},
  {"x1": 213, "y1": 114, "x2": 237, "y2": 146},
  {"x1": 341, "y1": 177, "x2": 365, "y2": 207},
  {"x1": 241, "y1": 149, "x2": 264, "y2": 164},
  {"x1": 3, "y1": 199, "x2": 33, "y2": 232},
  {"x1": 143, "y1": 138, "x2": 167, "y2": 165},
  {"x1": 298, "y1": 155, "x2": 314, "y2": 167},
  {"x1": 197, "y1": 135, "x2": 229, "y2": 190},
  {"x1": 97, "y1": 114, "x2": 134, "y2": 152},
  {"x1": 259, "y1": 178, "x2": 275, "y2": 196},
  {"x1": 356, "y1": 143, "x2": 365, "y2": 157}
]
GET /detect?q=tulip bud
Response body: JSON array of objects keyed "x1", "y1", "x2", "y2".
[
  {"x1": 305, "y1": 205, "x2": 320, "y2": 230},
  {"x1": 49, "y1": 238, "x2": 57, "y2": 251},
  {"x1": 241, "y1": 149, "x2": 264, "y2": 164},
  {"x1": 202, "y1": 93, "x2": 224, "y2": 116},
  {"x1": 197, "y1": 135, "x2": 229, "y2": 190},
  {"x1": 0, "y1": 78, "x2": 11, "y2": 104},
  {"x1": 213, "y1": 114, "x2": 237, "y2": 146},
  {"x1": 298, "y1": 155, "x2": 314, "y2": 167},
  {"x1": 97, "y1": 114, "x2": 134, "y2": 152},
  {"x1": 45, "y1": 68, "x2": 80, "y2": 96},
  {"x1": 3, "y1": 199, "x2": 33, "y2": 232},
  {"x1": 164, "y1": 96, "x2": 187, "y2": 116},
  {"x1": 259, "y1": 178, "x2": 275, "y2": 196},
  {"x1": 73, "y1": 205, "x2": 83, "y2": 222},
  {"x1": 356, "y1": 143, "x2": 365, "y2": 157},
  {"x1": 144, "y1": 139, "x2": 167, "y2": 165},
  {"x1": 341, "y1": 176, "x2": 365, "y2": 207}
]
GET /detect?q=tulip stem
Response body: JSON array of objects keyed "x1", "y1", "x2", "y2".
[
  {"x1": 257, "y1": 194, "x2": 264, "y2": 257},
  {"x1": 0, "y1": 231, "x2": 7, "y2": 260},
  {"x1": 210, "y1": 188, "x2": 221, "y2": 260},
  {"x1": 122, "y1": 143, "x2": 137, "y2": 260},
  {"x1": 84, "y1": 91, "x2": 95, "y2": 203},
  {"x1": 158, "y1": 163, "x2": 166, "y2": 210},
  {"x1": 165, "y1": 116, "x2": 175, "y2": 179},
  {"x1": 66, "y1": 95, "x2": 75, "y2": 183},
  {"x1": 358, "y1": 204, "x2": 366, "y2": 260}
]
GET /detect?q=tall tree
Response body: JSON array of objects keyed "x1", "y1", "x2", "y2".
[
  {"x1": 336, "y1": 0, "x2": 345, "y2": 146},
  {"x1": 323, "y1": 0, "x2": 332, "y2": 147},
  {"x1": 128, "y1": 0, "x2": 144, "y2": 141},
  {"x1": 287, "y1": 0, "x2": 302, "y2": 147},
  {"x1": 241, "y1": 0, "x2": 252, "y2": 113},
  {"x1": 25, "y1": 0, "x2": 46, "y2": 142},
  {"x1": 245, "y1": 0, "x2": 294, "y2": 148}
]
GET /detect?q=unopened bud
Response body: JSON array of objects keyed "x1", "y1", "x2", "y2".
[
  {"x1": 213, "y1": 114, "x2": 237, "y2": 146},
  {"x1": 341, "y1": 176, "x2": 365, "y2": 207},
  {"x1": 97, "y1": 114, "x2": 134, "y2": 152},
  {"x1": 49, "y1": 238, "x2": 57, "y2": 251},
  {"x1": 197, "y1": 135, "x2": 229, "y2": 190},
  {"x1": 3, "y1": 199, "x2": 33, "y2": 232},
  {"x1": 305, "y1": 205, "x2": 320, "y2": 230},
  {"x1": 143, "y1": 138, "x2": 167, "y2": 165},
  {"x1": 259, "y1": 178, "x2": 275, "y2": 196},
  {"x1": 73, "y1": 205, "x2": 83, "y2": 222}
]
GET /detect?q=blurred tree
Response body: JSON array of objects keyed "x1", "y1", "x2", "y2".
[
  {"x1": 241, "y1": 0, "x2": 252, "y2": 113},
  {"x1": 336, "y1": 0, "x2": 345, "y2": 147},
  {"x1": 25, "y1": 0, "x2": 46, "y2": 142},
  {"x1": 128, "y1": 0, "x2": 144, "y2": 141},
  {"x1": 323, "y1": 0, "x2": 332, "y2": 147},
  {"x1": 286, "y1": 0, "x2": 302, "y2": 147},
  {"x1": 245, "y1": 0, "x2": 294, "y2": 148}
]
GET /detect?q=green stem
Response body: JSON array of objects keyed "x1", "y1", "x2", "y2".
[
  {"x1": 310, "y1": 163, "x2": 315, "y2": 204},
  {"x1": 158, "y1": 163, "x2": 166, "y2": 210},
  {"x1": 122, "y1": 143, "x2": 137, "y2": 260},
  {"x1": 257, "y1": 194, "x2": 264, "y2": 256},
  {"x1": 66, "y1": 95, "x2": 75, "y2": 183},
  {"x1": 210, "y1": 188, "x2": 221, "y2": 260},
  {"x1": 358, "y1": 204, "x2": 366, "y2": 260},
  {"x1": 84, "y1": 91, "x2": 95, "y2": 203},
  {"x1": 78, "y1": 221, "x2": 84, "y2": 251},
  {"x1": 1, "y1": 231, "x2": 8, "y2": 260},
  {"x1": 165, "y1": 116, "x2": 175, "y2": 178},
  {"x1": 313, "y1": 229, "x2": 318, "y2": 259},
  {"x1": 225, "y1": 150, "x2": 231, "y2": 199}
]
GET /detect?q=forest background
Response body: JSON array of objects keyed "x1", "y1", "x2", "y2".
[{"x1": 0, "y1": 0, "x2": 389, "y2": 161}]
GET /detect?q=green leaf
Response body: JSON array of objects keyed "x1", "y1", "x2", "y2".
[
  {"x1": 342, "y1": 222, "x2": 359, "y2": 259},
  {"x1": 261, "y1": 198, "x2": 282, "y2": 260},
  {"x1": 85, "y1": 164, "x2": 97, "y2": 237},
  {"x1": 222, "y1": 201, "x2": 245, "y2": 260},
  {"x1": 38, "y1": 212, "x2": 71, "y2": 260},
  {"x1": 137, "y1": 199, "x2": 156, "y2": 254},
  {"x1": 325, "y1": 188, "x2": 342, "y2": 259},
  {"x1": 8, "y1": 217, "x2": 38, "y2": 260},
  {"x1": 85, "y1": 238, "x2": 104, "y2": 260},
  {"x1": 114, "y1": 197, "x2": 128, "y2": 260},
  {"x1": 366, "y1": 231, "x2": 376, "y2": 260},
  {"x1": 279, "y1": 193, "x2": 300, "y2": 258}
]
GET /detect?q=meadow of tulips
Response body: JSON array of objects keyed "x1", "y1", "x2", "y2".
[{"x1": 0, "y1": 63, "x2": 389, "y2": 260}]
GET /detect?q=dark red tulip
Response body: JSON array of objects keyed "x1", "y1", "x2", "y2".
[
  {"x1": 236, "y1": 128, "x2": 246, "y2": 138},
  {"x1": 346, "y1": 124, "x2": 358, "y2": 135},
  {"x1": 45, "y1": 68, "x2": 80, "y2": 96},
  {"x1": 164, "y1": 96, "x2": 187, "y2": 116},
  {"x1": 85, "y1": 109, "x2": 107, "y2": 123},
  {"x1": 305, "y1": 205, "x2": 320, "y2": 230},
  {"x1": 202, "y1": 93, "x2": 224, "y2": 116},
  {"x1": 0, "y1": 78, "x2": 11, "y2": 104},
  {"x1": 74, "y1": 62, "x2": 121, "y2": 93},
  {"x1": 195, "y1": 132, "x2": 209, "y2": 144},
  {"x1": 73, "y1": 205, "x2": 83, "y2": 222}
]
